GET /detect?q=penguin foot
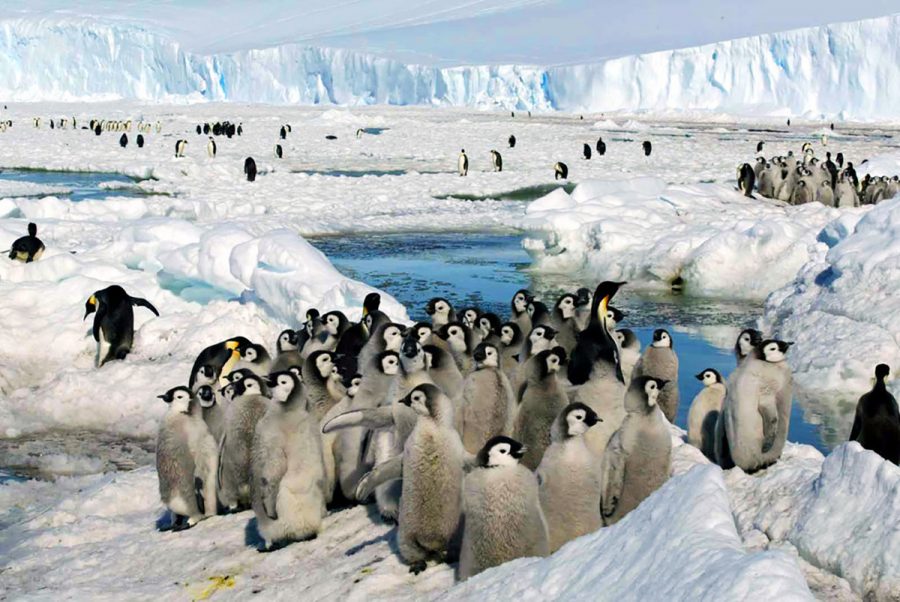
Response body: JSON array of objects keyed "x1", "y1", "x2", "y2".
[
  {"x1": 380, "y1": 513, "x2": 397, "y2": 525},
  {"x1": 408, "y1": 561, "x2": 427, "y2": 575},
  {"x1": 172, "y1": 521, "x2": 193, "y2": 532}
]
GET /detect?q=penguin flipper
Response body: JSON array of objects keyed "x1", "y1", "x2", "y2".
[
  {"x1": 261, "y1": 477, "x2": 279, "y2": 520},
  {"x1": 600, "y1": 433, "x2": 625, "y2": 518},
  {"x1": 322, "y1": 407, "x2": 394, "y2": 433},
  {"x1": 355, "y1": 455, "x2": 402, "y2": 501},
  {"x1": 131, "y1": 296, "x2": 160, "y2": 317},
  {"x1": 92, "y1": 306, "x2": 107, "y2": 342},
  {"x1": 759, "y1": 399, "x2": 779, "y2": 453},
  {"x1": 194, "y1": 477, "x2": 206, "y2": 515}
]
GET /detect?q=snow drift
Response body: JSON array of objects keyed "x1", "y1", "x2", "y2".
[{"x1": 3, "y1": 14, "x2": 900, "y2": 117}]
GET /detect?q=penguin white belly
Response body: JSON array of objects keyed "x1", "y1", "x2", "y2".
[
  {"x1": 571, "y1": 374, "x2": 625, "y2": 457},
  {"x1": 96, "y1": 329, "x2": 111, "y2": 367}
]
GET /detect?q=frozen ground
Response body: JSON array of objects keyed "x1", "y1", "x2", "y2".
[{"x1": 1, "y1": 104, "x2": 898, "y2": 599}]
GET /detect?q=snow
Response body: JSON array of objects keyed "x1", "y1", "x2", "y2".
[
  {"x1": 0, "y1": 180, "x2": 71, "y2": 198},
  {"x1": 1, "y1": 13, "x2": 900, "y2": 117}
]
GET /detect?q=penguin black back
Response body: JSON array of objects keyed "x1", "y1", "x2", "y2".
[
  {"x1": 137, "y1": 134, "x2": 144, "y2": 148},
  {"x1": 849, "y1": 364, "x2": 900, "y2": 464},
  {"x1": 9, "y1": 222, "x2": 45, "y2": 263},
  {"x1": 567, "y1": 281, "x2": 625, "y2": 385},
  {"x1": 642, "y1": 140, "x2": 652, "y2": 157},
  {"x1": 596, "y1": 137, "x2": 606, "y2": 155},
  {"x1": 583, "y1": 143, "x2": 591, "y2": 160},
  {"x1": 244, "y1": 157, "x2": 257, "y2": 182},
  {"x1": 84, "y1": 285, "x2": 160, "y2": 366},
  {"x1": 508, "y1": 134, "x2": 516, "y2": 148},
  {"x1": 119, "y1": 133, "x2": 128, "y2": 148}
]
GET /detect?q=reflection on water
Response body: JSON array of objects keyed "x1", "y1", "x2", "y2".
[
  {"x1": 313, "y1": 231, "x2": 833, "y2": 453},
  {"x1": 0, "y1": 169, "x2": 139, "y2": 202}
]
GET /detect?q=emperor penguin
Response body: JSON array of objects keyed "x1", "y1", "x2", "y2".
[
  {"x1": 600, "y1": 376, "x2": 672, "y2": 525},
  {"x1": 476, "y1": 313, "x2": 502, "y2": 348},
  {"x1": 355, "y1": 384, "x2": 468, "y2": 574},
  {"x1": 721, "y1": 339, "x2": 793, "y2": 473},
  {"x1": 849, "y1": 364, "x2": 899, "y2": 464},
  {"x1": 137, "y1": 134, "x2": 144, "y2": 148},
  {"x1": 244, "y1": 157, "x2": 257, "y2": 182},
  {"x1": 614, "y1": 328, "x2": 641, "y2": 384},
  {"x1": 426, "y1": 297, "x2": 457, "y2": 329},
  {"x1": 835, "y1": 174, "x2": 860, "y2": 208},
  {"x1": 573, "y1": 287, "x2": 592, "y2": 331},
  {"x1": 458, "y1": 150, "x2": 469, "y2": 176},
  {"x1": 554, "y1": 162, "x2": 568, "y2": 180},
  {"x1": 84, "y1": 286, "x2": 160, "y2": 367},
  {"x1": 514, "y1": 347, "x2": 569, "y2": 470},
  {"x1": 568, "y1": 281, "x2": 627, "y2": 457},
  {"x1": 119, "y1": 133, "x2": 128, "y2": 148},
  {"x1": 511, "y1": 324, "x2": 558, "y2": 392},
  {"x1": 687, "y1": 369, "x2": 726, "y2": 461},
  {"x1": 8, "y1": 222, "x2": 45, "y2": 262},
  {"x1": 498, "y1": 322, "x2": 523, "y2": 381},
  {"x1": 737, "y1": 163, "x2": 756, "y2": 198},
  {"x1": 435, "y1": 322, "x2": 477, "y2": 375},
  {"x1": 303, "y1": 310, "x2": 349, "y2": 357},
  {"x1": 550, "y1": 293, "x2": 580, "y2": 354},
  {"x1": 357, "y1": 322, "x2": 404, "y2": 378},
  {"x1": 175, "y1": 139, "x2": 187, "y2": 157},
  {"x1": 279, "y1": 125, "x2": 287, "y2": 139},
  {"x1": 459, "y1": 343, "x2": 516, "y2": 453},
  {"x1": 509, "y1": 289, "x2": 533, "y2": 336},
  {"x1": 302, "y1": 351, "x2": 343, "y2": 422},
  {"x1": 271, "y1": 329, "x2": 302, "y2": 372},
  {"x1": 189, "y1": 337, "x2": 250, "y2": 389},
  {"x1": 790, "y1": 179, "x2": 812, "y2": 205},
  {"x1": 458, "y1": 436, "x2": 549, "y2": 580},
  {"x1": 274, "y1": 144, "x2": 283, "y2": 159},
  {"x1": 527, "y1": 300, "x2": 552, "y2": 328},
  {"x1": 459, "y1": 307, "x2": 481, "y2": 332},
  {"x1": 632, "y1": 329, "x2": 679, "y2": 424},
  {"x1": 490, "y1": 150, "x2": 502, "y2": 172},
  {"x1": 206, "y1": 137, "x2": 216, "y2": 158},
  {"x1": 423, "y1": 343, "x2": 465, "y2": 409},
  {"x1": 596, "y1": 137, "x2": 606, "y2": 156},
  {"x1": 252, "y1": 370, "x2": 326, "y2": 550},
  {"x1": 196, "y1": 385, "x2": 226, "y2": 444},
  {"x1": 508, "y1": 134, "x2": 516, "y2": 148},
  {"x1": 757, "y1": 141, "x2": 765, "y2": 153},
  {"x1": 234, "y1": 341, "x2": 272, "y2": 377},
  {"x1": 582, "y1": 143, "x2": 591, "y2": 160},
  {"x1": 734, "y1": 328, "x2": 762, "y2": 365},
  {"x1": 642, "y1": 140, "x2": 652, "y2": 157},
  {"x1": 156, "y1": 386, "x2": 218, "y2": 530},
  {"x1": 217, "y1": 374, "x2": 271, "y2": 511},
  {"x1": 536, "y1": 403, "x2": 603, "y2": 552}
]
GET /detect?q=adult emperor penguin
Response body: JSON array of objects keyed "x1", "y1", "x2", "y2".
[
  {"x1": 508, "y1": 134, "x2": 516, "y2": 148},
  {"x1": 554, "y1": 162, "x2": 568, "y2": 180},
  {"x1": 849, "y1": 364, "x2": 899, "y2": 464},
  {"x1": 189, "y1": 337, "x2": 251, "y2": 389},
  {"x1": 156, "y1": 386, "x2": 218, "y2": 530},
  {"x1": 174, "y1": 139, "x2": 187, "y2": 157},
  {"x1": 458, "y1": 436, "x2": 549, "y2": 580},
  {"x1": 490, "y1": 150, "x2": 503, "y2": 172},
  {"x1": 642, "y1": 140, "x2": 652, "y2": 157},
  {"x1": 687, "y1": 369, "x2": 726, "y2": 461},
  {"x1": 737, "y1": 163, "x2": 756, "y2": 198},
  {"x1": 459, "y1": 343, "x2": 515, "y2": 453},
  {"x1": 426, "y1": 297, "x2": 457, "y2": 329},
  {"x1": 251, "y1": 370, "x2": 326, "y2": 550},
  {"x1": 596, "y1": 137, "x2": 606, "y2": 156},
  {"x1": 583, "y1": 143, "x2": 592, "y2": 160},
  {"x1": 632, "y1": 329, "x2": 680, "y2": 424},
  {"x1": 119, "y1": 133, "x2": 128, "y2": 148},
  {"x1": 244, "y1": 157, "x2": 257, "y2": 182},
  {"x1": 568, "y1": 281, "x2": 627, "y2": 457},
  {"x1": 458, "y1": 149, "x2": 469, "y2": 176},
  {"x1": 8, "y1": 223, "x2": 45, "y2": 262},
  {"x1": 510, "y1": 289, "x2": 534, "y2": 336},
  {"x1": 136, "y1": 134, "x2": 144, "y2": 148},
  {"x1": 355, "y1": 384, "x2": 468, "y2": 574},
  {"x1": 279, "y1": 125, "x2": 287, "y2": 140},
  {"x1": 734, "y1": 328, "x2": 762, "y2": 365},
  {"x1": 614, "y1": 328, "x2": 641, "y2": 384},
  {"x1": 721, "y1": 339, "x2": 793, "y2": 473},
  {"x1": 218, "y1": 373, "x2": 271, "y2": 511},
  {"x1": 537, "y1": 403, "x2": 603, "y2": 552},
  {"x1": 206, "y1": 136, "x2": 216, "y2": 158},
  {"x1": 600, "y1": 376, "x2": 671, "y2": 525},
  {"x1": 84, "y1": 286, "x2": 160, "y2": 367},
  {"x1": 514, "y1": 347, "x2": 569, "y2": 469},
  {"x1": 274, "y1": 144, "x2": 283, "y2": 159}
]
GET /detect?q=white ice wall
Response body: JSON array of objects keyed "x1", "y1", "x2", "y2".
[{"x1": 1, "y1": 15, "x2": 899, "y2": 118}]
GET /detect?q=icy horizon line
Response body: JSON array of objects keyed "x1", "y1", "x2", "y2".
[{"x1": 1, "y1": 13, "x2": 900, "y2": 118}]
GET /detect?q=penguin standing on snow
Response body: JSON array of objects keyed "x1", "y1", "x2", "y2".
[
  {"x1": 275, "y1": 144, "x2": 283, "y2": 159},
  {"x1": 596, "y1": 137, "x2": 606, "y2": 156},
  {"x1": 632, "y1": 329, "x2": 679, "y2": 424},
  {"x1": 737, "y1": 163, "x2": 756, "y2": 198},
  {"x1": 554, "y1": 162, "x2": 568, "y2": 180},
  {"x1": 508, "y1": 134, "x2": 516, "y2": 148},
  {"x1": 849, "y1": 364, "x2": 900, "y2": 464},
  {"x1": 642, "y1": 140, "x2": 652, "y2": 157},
  {"x1": 583, "y1": 143, "x2": 591, "y2": 160},
  {"x1": 119, "y1": 133, "x2": 128, "y2": 148},
  {"x1": 206, "y1": 137, "x2": 216, "y2": 158},
  {"x1": 137, "y1": 134, "x2": 144, "y2": 148},
  {"x1": 490, "y1": 150, "x2": 502, "y2": 172},
  {"x1": 458, "y1": 150, "x2": 469, "y2": 176},
  {"x1": 8, "y1": 222, "x2": 45, "y2": 263},
  {"x1": 84, "y1": 285, "x2": 160, "y2": 366},
  {"x1": 757, "y1": 141, "x2": 765, "y2": 153},
  {"x1": 244, "y1": 157, "x2": 257, "y2": 182},
  {"x1": 687, "y1": 369, "x2": 726, "y2": 461},
  {"x1": 175, "y1": 139, "x2": 187, "y2": 157}
]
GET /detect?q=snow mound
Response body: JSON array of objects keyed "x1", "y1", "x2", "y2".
[
  {"x1": 0, "y1": 180, "x2": 71, "y2": 199},
  {"x1": 443, "y1": 464, "x2": 812, "y2": 600}
]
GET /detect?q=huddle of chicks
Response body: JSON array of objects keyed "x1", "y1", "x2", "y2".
[
  {"x1": 154, "y1": 280, "x2": 806, "y2": 579},
  {"x1": 742, "y1": 142, "x2": 898, "y2": 207}
]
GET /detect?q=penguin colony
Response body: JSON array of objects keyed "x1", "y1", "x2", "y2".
[{"x1": 741, "y1": 143, "x2": 899, "y2": 206}]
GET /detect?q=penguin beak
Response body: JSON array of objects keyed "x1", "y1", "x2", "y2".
[
  {"x1": 584, "y1": 414, "x2": 601, "y2": 427},
  {"x1": 695, "y1": 373, "x2": 705, "y2": 381},
  {"x1": 264, "y1": 376, "x2": 277, "y2": 388},
  {"x1": 157, "y1": 394, "x2": 170, "y2": 402},
  {"x1": 656, "y1": 379, "x2": 670, "y2": 389},
  {"x1": 473, "y1": 348, "x2": 486, "y2": 363},
  {"x1": 511, "y1": 445, "x2": 526, "y2": 459},
  {"x1": 400, "y1": 393, "x2": 412, "y2": 407}
]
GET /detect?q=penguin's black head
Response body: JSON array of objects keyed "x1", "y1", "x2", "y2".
[
  {"x1": 228, "y1": 368, "x2": 256, "y2": 383},
  {"x1": 241, "y1": 343, "x2": 268, "y2": 363},
  {"x1": 555, "y1": 292, "x2": 583, "y2": 318},
  {"x1": 401, "y1": 332, "x2": 421, "y2": 359},
  {"x1": 306, "y1": 350, "x2": 335, "y2": 381},
  {"x1": 196, "y1": 385, "x2": 216, "y2": 408},
  {"x1": 158, "y1": 386, "x2": 193, "y2": 414},
  {"x1": 346, "y1": 373, "x2": 363, "y2": 396},
  {"x1": 399, "y1": 383, "x2": 444, "y2": 418},
  {"x1": 537, "y1": 346, "x2": 567, "y2": 378},
  {"x1": 266, "y1": 370, "x2": 301, "y2": 404},
  {"x1": 574, "y1": 287, "x2": 591, "y2": 307},
  {"x1": 756, "y1": 339, "x2": 793, "y2": 363},
  {"x1": 562, "y1": 402, "x2": 601, "y2": 437},
  {"x1": 195, "y1": 364, "x2": 216, "y2": 384},
  {"x1": 278, "y1": 329, "x2": 299, "y2": 351},
  {"x1": 530, "y1": 324, "x2": 558, "y2": 342},
  {"x1": 437, "y1": 322, "x2": 470, "y2": 346},
  {"x1": 500, "y1": 322, "x2": 522, "y2": 347},
  {"x1": 377, "y1": 350, "x2": 401, "y2": 376},
  {"x1": 607, "y1": 306, "x2": 626, "y2": 325},
  {"x1": 27, "y1": 222, "x2": 37, "y2": 237},
  {"x1": 512, "y1": 289, "x2": 534, "y2": 314},
  {"x1": 83, "y1": 294, "x2": 98, "y2": 319},
  {"x1": 526, "y1": 300, "x2": 550, "y2": 321},
  {"x1": 460, "y1": 307, "x2": 481, "y2": 329},
  {"x1": 473, "y1": 343, "x2": 500, "y2": 368},
  {"x1": 233, "y1": 374, "x2": 267, "y2": 398},
  {"x1": 422, "y1": 344, "x2": 446, "y2": 370},
  {"x1": 362, "y1": 292, "x2": 381, "y2": 316},
  {"x1": 695, "y1": 369, "x2": 723, "y2": 385},
  {"x1": 478, "y1": 313, "x2": 501, "y2": 336},
  {"x1": 322, "y1": 311, "x2": 348, "y2": 336},
  {"x1": 735, "y1": 328, "x2": 762, "y2": 357},
  {"x1": 426, "y1": 297, "x2": 452, "y2": 317},
  {"x1": 477, "y1": 435, "x2": 526, "y2": 468},
  {"x1": 411, "y1": 322, "x2": 432, "y2": 345},
  {"x1": 651, "y1": 329, "x2": 673, "y2": 349},
  {"x1": 590, "y1": 281, "x2": 626, "y2": 327},
  {"x1": 875, "y1": 364, "x2": 890, "y2": 382}
]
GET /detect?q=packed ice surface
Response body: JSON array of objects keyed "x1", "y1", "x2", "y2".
[{"x1": 1, "y1": 13, "x2": 900, "y2": 118}]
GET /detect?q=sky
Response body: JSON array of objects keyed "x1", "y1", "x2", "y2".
[{"x1": 2, "y1": 0, "x2": 898, "y2": 65}]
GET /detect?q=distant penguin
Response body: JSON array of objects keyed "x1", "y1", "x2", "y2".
[
  {"x1": 8, "y1": 222, "x2": 45, "y2": 263},
  {"x1": 356, "y1": 128, "x2": 363, "y2": 139},
  {"x1": 137, "y1": 134, "x2": 144, "y2": 148},
  {"x1": 632, "y1": 329, "x2": 679, "y2": 424},
  {"x1": 757, "y1": 141, "x2": 765, "y2": 153},
  {"x1": 458, "y1": 149, "x2": 469, "y2": 176},
  {"x1": 196, "y1": 125, "x2": 202, "y2": 135},
  {"x1": 787, "y1": 118, "x2": 791, "y2": 126},
  {"x1": 490, "y1": 150, "x2": 502, "y2": 172},
  {"x1": 737, "y1": 163, "x2": 756, "y2": 198},
  {"x1": 600, "y1": 376, "x2": 671, "y2": 525},
  {"x1": 687, "y1": 369, "x2": 726, "y2": 461},
  {"x1": 84, "y1": 285, "x2": 160, "y2": 367},
  {"x1": 175, "y1": 139, "x2": 187, "y2": 157},
  {"x1": 642, "y1": 140, "x2": 652, "y2": 157},
  {"x1": 244, "y1": 157, "x2": 257, "y2": 182},
  {"x1": 836, "y1": 152, "x2": 844, "y2": 168},
  {"x1": 458, "y1": 436, "x2": 549, "y2": 580},
  {"x1": 206, "y1": 137, "x2": 216, "y2": 158},
  {"x1": 237, "y1": 123, "x2": 243, "y2": 136},
  {"x1": 583, "y1": 143, "x2": 591, "y2": 160},
  {"x1": 554, "y1": 162, "x2": 568, "y2": 180},
  {"x1": 119, "y1": 133, "x2": 128, "y2": 148},
  {"x1": 275, "y1": 144, "x2": 283, "y2": 159},
  {"x1": 508, "y1": 134, "x2": 516, "y2": 148},
  {"x1": 325, "y1": 135, "x2": 337, "y2": 140},
  {"x1": 536, "y1": 403, "x2": 603, "y2": 552},
  {"x1": 279, "y1": 126, "x2": 287, "y2": 140},
  {"x1": 849, "y1": 364, "x2": 900, "y2": 464},
  {"x1": 94, "y1": 124, "x2": 102, "y2": 136},
  {"x1": 830, "y1": 122, "x2": 835, "y2": 130},
  {"x1": 203, "y1": 123, "x2": 210, "y2": 134},
  {"x1": 596, "y1": 137, "x2": 606, "y2": 156},
  {"x1": 790, "y1": 180, "x2": 812, "y2": 205}
]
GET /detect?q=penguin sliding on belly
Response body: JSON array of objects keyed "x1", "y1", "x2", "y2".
[
  {"x1": 84, "y1": 285, "x2": 160, "y2": 367},
  {"x1": 8, "y1": 223, "x2": 45, "y2": 263}
]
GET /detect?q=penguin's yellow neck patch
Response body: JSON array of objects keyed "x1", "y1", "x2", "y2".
[
  {"x1": 596, "y1": 295, "x2": 609, "y2": 323},
  {"x1": 88, "y1": 295, "x2": 96, "y2": 305}
]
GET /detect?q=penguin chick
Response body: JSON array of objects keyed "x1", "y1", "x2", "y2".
[
  {"x1": 573, "y1": 287, "x2": 593, "y2": 332},
  {"x1": 687, "y1": 369, "x2": 726, "y2": 461},
  {"x1": 537, "y1": 403, "x2": 603, "y2": 552},
  {"x1": 460, "y1": 343, "x2": 516, "y2": 454},
  {"x1": 600, "y1": 376, "x2": 672, "y2": 526},
  {"x1": 632, "y1": 329, "x2": 679, "y2": 424},
  {"x1": 234, "y1": 341, "x2": 272, "y2": 377},
  {"x1": 426, "y1": 297, "x2": 457, "y2": 329},
  {"x1": 217, "y1": 374, "x2": 271, "y2": 511},
  {"x1": 498, "y1": 322, "x2": 523, "y2": 384},
  {"x1": 156, "y1": 386, "x2": 218, "y2": 531},
  {"x1": 189, "y1": 337, "x2": 250, "y2": 389},
  {"x1": 734, "y1": 328, "x2": 762, "y2": 366},
  {"x1": 476, "y1": 313, "x2": 502, "y2": 348},
  {"x1": 514, "y1": 347, "x2": 569, "y2": 470},
  {"x1": 550, "y1": 293, "x2": 580, "y2": 354},
  {"x1": 458, "y1": 436, "x2": 549, "y2": 580},
  {"x1": 527, "y1": 300, "x2": 552, "y2": 328},
  {"x1": 509, "y1": 289, "x2": 534, "y2": 337},
  {"x1": 849, "y1": 364, "x2": 900, "y2": 464},
  {"x1": 84, "y1": 285, "x2": 160, "y2": 367},
  {"x1": 271, "y1": 329, "x2": 303, "y2": 372},
  {"x1": 302, "y1": 351, "x2": 342, "y2": 422},
  {"x1": 197, "y1": 384, "x2": 225, "y2": 444},
  {"x1": 8, "y1": 222, "x2": 45, "y2": 262},
  {"x1": 435, "y1": 321, "x2": 476, "y2": 375},
  {"x1": 357, "y1": 322, "x2": 404, "y2": 378},
  {"x1": 614, "y1": 328, "x2": 641, "y2": 384},
  {"x1": 423, "y1": 343, "x2": 464, "y2": 409}
]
